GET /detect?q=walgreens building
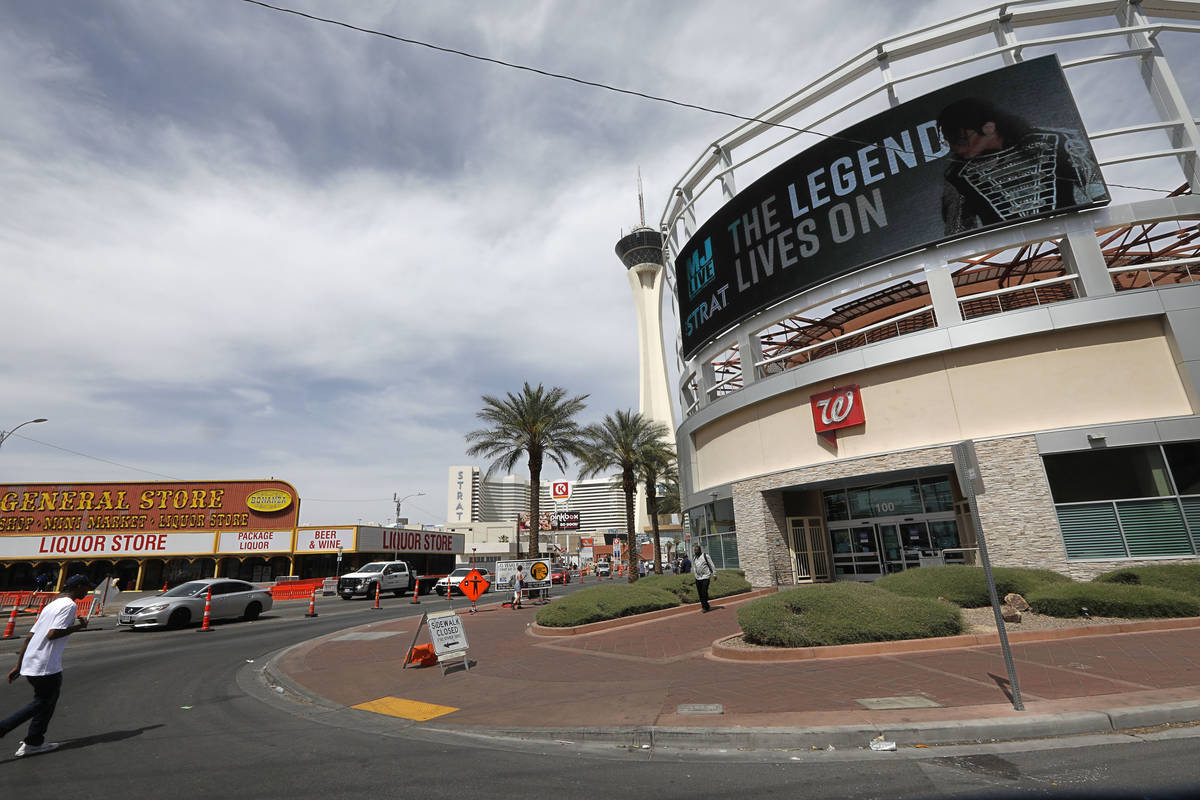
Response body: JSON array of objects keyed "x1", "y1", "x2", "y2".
[{"x1": 664, "y1": 0, "x2": 1200, "y2": 586}]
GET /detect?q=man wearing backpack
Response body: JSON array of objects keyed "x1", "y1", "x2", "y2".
[{"x1": 691, "y1": 545, "x2": 717, "y2": 613}]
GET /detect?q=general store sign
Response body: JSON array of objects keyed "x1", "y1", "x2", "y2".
[{"x1": 0, "y1": 480, "x2": 299, "y2": 535}]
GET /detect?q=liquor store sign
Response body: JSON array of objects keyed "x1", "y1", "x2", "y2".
[
  {"x1": 0, "y1": 531, "x2": 217, "y2": 560},
  {"x1": 0, "y1": 529, "x2": 295, "y2": 560}
]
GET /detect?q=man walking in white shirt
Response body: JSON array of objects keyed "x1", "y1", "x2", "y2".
[
  {"x1": 1, "y1": 574, "x2": 93, "y2": 757},
  {"x1": 691, "y1": 545, "x2": 717, "y2": 613}
]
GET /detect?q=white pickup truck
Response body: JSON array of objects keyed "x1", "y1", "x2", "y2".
[{"x1": 337, "y1": 561, "x2": 415, "y2": 599}]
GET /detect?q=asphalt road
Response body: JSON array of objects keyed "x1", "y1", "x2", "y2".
[{"x1": 2, "y1": 581, "x2": 1199, "y2": 799}]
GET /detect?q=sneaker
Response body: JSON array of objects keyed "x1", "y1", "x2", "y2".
[{"x1": 15, "y1": 741, "x2": 60, "y2": 757}]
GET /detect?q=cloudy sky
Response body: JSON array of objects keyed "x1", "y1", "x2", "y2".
[{"x1": 2, "y1": 1, "x2": 1192, "y2": 526}]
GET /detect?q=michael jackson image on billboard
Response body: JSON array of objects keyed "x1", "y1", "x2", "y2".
[{"x1": 937, "y1": 96, "x2": 1108, "y2": 236}]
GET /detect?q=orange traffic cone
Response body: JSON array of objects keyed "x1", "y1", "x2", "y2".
[
  {"x1": 305, "y1": 588, "x2": 319, "y2": 618},
  {"x1": 161, "y1": 581, "x2": 168, "y2": 592},
  {"x1": 371, "y1": 581, "x2": 381, "y2": 610},
  {"x1": 410, "y1": 578, "x2": 420, "y2": 604},
  {"x1": 198, "y1": 587, "x2": 213, "y2": 632},
  {"x1": 2, "y1": 607, "x2": 17, "y2": 639}
]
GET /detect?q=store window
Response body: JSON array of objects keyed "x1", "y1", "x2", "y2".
[
  {"x1": 1044, "y1": 446, "x2": 1173, "y2": 503},
  {"x1": 1045, "y1": 442, "x2": 1199, "y2": 560},
  {"x1": 687, "y1": 497, "x2": 739, "y2": 569}
]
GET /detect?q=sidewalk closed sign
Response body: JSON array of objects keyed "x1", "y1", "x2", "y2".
[{"x1": 427, "y1": 609, "x2": 468, "y2": 657}]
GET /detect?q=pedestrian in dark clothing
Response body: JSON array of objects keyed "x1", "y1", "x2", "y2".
[
  {"x1": 691, "y1": 546, "x2": 717, "y2": 612},
  {"x1": 1, "y1": 574, "x2": 93, "y2": 757}
]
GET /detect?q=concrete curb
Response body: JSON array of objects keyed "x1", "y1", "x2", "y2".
[
  {"x1": 422, "y1": 702, "x2": 1200, "y2": 749},
  {"x1": 711, "y1": 616, "x2": 1200, "y2": 661}
]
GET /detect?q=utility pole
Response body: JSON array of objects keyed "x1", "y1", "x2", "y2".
[{"x1": 393, "y1": 491, "x2": 425, "y2": 526}]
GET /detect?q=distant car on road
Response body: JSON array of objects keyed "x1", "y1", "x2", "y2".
[
  {"x1": 595, "y1": 562, "x2": 611, "y2": 578},
  {"x1": 117, "y1": 579, "x2": 273, "y2": 629},
  {"x1": 551, "y1": 566, "x2": 571, "y2": 584},
  {"x1": 435, "y1": 567, "x2": 492, "y2": 596}
]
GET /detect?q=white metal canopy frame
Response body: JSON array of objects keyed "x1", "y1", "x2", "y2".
[{"x1": 659, "y1": 0, "x2": 1200, "y2": 419}]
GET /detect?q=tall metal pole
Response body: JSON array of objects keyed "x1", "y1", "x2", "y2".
[
  {"x1": 392, "y1": 491, "x2": 425, "y2": 525},
  {"x1": 952, "y1": 440, "x2": 1024, "y2": 712}
]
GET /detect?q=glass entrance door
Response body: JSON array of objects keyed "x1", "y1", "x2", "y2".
[{"x1": 878, "y1": 521, "x2": 930, "y2": 573}]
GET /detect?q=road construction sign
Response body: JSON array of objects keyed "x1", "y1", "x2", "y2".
[
  {"x1": 459, "y1": 569, "x2": 489, "y2": 602},
  {"x1": 427, "y1": 609, "x2": 468, "y2": 656},
  {"x1": 495, "y1": 558, "x2": 551, "y2": 591}
]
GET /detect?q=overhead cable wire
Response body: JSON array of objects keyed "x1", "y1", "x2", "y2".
[
  {"x1": 238, "y1": 0, "x2": 1181, "y2": 196},
  {"x1": 8, "y1": 434, "x2": 184, "y2": 481}
]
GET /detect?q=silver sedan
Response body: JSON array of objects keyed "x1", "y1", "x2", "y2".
[{"x1": 117, "y1": 578, "x2": 273, "y2": 629}]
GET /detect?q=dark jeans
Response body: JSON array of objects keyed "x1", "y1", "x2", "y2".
[
  {"x1": 696, "y1": 577, "x2": 711, "y2": 611},
  {"x1": 0, "y1": 672, "x2": 62, "y2": 746}
]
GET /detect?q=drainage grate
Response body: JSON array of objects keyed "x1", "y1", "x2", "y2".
[
  {"x1": 676, "y1": 703, "x2": 724, "y2": 715},
  {"x1": 855, "y1": 696, "x2": 943, "y2": 710}
]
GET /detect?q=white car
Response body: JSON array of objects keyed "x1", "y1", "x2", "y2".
[
  {"x1": 118, "y1": 579, "x2": 273, "y2": 629},
  {"x1": 595, "y1": 562, "x2": 612, "y2": 577},
  {"x1": 435, "y1": 567, "x2": 491, "y2": 596}
]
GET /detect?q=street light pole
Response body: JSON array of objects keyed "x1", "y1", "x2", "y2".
[
  {"x1": 0, "y1": 418, "x2": 47, "y2": 451},
  {"x1": 392, "y1": 491, "x2": 426, "y2": 526}
]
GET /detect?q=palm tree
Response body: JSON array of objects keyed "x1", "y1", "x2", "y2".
[
  {"x1": 639, "y1": 443, "x2": 677, "y2": 575},
  {"x1": 464, "y1": 383, "x2": 588, "y2": 558},
  {"x1": 577, "y1": 410, "x2": 671, "y2": 582}
]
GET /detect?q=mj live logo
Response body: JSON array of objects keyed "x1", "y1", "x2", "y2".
[{"x1": 686, "y1": 237, "x2": 715, "y2": 300}]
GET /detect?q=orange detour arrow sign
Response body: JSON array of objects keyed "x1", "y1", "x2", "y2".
[{"x1": 459, "y1": 569, "x2": 490, "y2": 603}]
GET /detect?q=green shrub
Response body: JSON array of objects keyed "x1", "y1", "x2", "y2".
[
  {"x1": 737, "y1": 583, "x2": 963, "y2": 647},
  {"x1": 1028, "y1": 582, "x2": 1200, "y2": 618},
  {"x1": 1092, "y1": 564, "x2": 1200, "y2": 598},
  {"x1": 873, "y1": 565, "x2": 1072, "y2": 607},
  {"x1": 534, "y1": 584, "x2": 679, "y2": 627},
  {"x1": 639, "y1": 569, "x2": 752, "y2": 603}
]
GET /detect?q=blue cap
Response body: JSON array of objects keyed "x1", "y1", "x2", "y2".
[{"x1": 64, "y1": 574, "x2": 94, "y2": 590}]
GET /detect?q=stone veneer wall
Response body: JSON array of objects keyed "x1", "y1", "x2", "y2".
[
  {"x1": 731, "y1": 434, "x2": 1200, "y2": 587},
  {"x1": 734, "y1": 444, "x2": 955, "y2": 588}
]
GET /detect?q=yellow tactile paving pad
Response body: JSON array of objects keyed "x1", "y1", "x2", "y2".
[{"x1": 351, "y1": 696, "x2": 459, "y2": 721}]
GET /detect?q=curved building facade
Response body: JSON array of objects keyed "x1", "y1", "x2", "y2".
[{"x1": 660, "y1": 0, "x2": 1200, "y2": 585}]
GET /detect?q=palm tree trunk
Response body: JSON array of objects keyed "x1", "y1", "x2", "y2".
[
  {"x1": 624, "y1": 467, "x2": 637, "y2": 582},
  {"x1": 647, "y1": 477, "x2": 663, "y2": 575},
  {"x1": 528, "y1": 451, "x2": 542, "y2": 559}
]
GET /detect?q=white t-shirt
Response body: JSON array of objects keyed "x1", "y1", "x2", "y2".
[{"x1": 21, "y1": 596, "x2": 78, "y2": 676}]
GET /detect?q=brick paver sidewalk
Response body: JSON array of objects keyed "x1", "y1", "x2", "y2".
[{"x1": 274, "y1": 595, "x2": 1200, "y2": 731}]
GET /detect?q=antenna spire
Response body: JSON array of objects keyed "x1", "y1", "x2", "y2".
[{"x1": 637, "y1": 167, "x2": 646, "y2": 227}]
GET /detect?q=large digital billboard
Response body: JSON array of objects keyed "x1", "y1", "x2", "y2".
[
  {"x1": 518, "y1": 511, "x2": 581, "y2": 531},
  {"x1": 675, "y1": 55, "x2": 1109, "y2": 359}
]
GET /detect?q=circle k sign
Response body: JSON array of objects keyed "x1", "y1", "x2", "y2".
[{"x1": 551, "y1": 481, "x2": 570, "y2": 501}]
